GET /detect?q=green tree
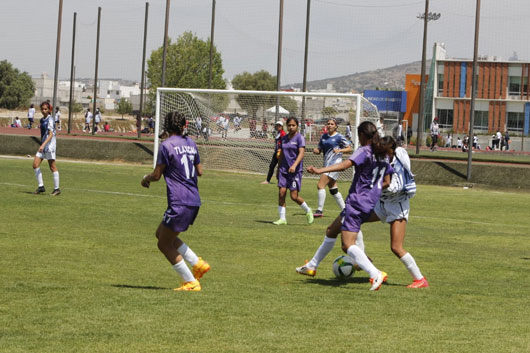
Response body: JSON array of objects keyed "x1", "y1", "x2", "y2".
[
  {"x1": 231, "y1": 70, "x2": 277, "y2": 118},
  {"x1": 0, "y1": 60, "x2": 35, "y2": 109},
  {"x1": 146, "y1": 31, "x2": 228, "y2": 115},
  {"x1": 70, "y1": 101, "x2": 83, "y2": 117},
  {"x1": 116, "y1": 98, "x2": 132, "y2": 118}
]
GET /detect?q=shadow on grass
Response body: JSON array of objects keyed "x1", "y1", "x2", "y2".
[
  {"x1": 303, "y1": 277, "x2": 405, "y2": 288},
  {"x1": 111, "y1": 284, "x2": 169, "y2": 290},
  {"x1": 255, "y1": 220, "x2": 275, "y2": 224}
]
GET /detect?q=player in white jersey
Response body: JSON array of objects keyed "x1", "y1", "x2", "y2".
[
  {"x1": 311, "y1": 118, "x2": 352, "y2": 218},
  {"x1": 32, "y1": 101, "x2": 60, "y2": 196},
  {"x1": 364, "y1": 136, "x2": 428, "y2": 288},
  {"x1": 84, "y1": 109, "x2": 92, "y2": 132},
  {"x1": 54, "y1": 107, "x2": 61, "y2": 130}
]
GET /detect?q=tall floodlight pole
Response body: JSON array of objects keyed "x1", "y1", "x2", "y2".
[
  {"x1": 301, "y1": 0, "x2": 311, "y2": 125},
  {"x1": 67, "y1": 12, "x2": 77, "y2": 134},
  {"x1": 415, "y1": 0, "x2": 430, "y2": 155},
  {"x1": 208, "y1": 0, "x2": 216, "y2": 89},
  {"x1": 52, "y1": 0, "x2": 63, "y2": 112},
  {"x1": 275, "y1": 0, "x2": 284, "y2": 119},
  {"x1": 467, "y1": 0, "x2": 481, "y2": 180},
  {"x1": 161, "y1": 0, "x2": 170, "y2": 87},
  {"x1": 138, "y1": 2, "x2": 149, "y2": 139},
  {"x1": 92, "y1": 7, "x2": 101, "y2": 136}
]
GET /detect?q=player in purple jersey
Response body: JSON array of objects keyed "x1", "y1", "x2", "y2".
[
  {"x1": 273, "y1": 117, "x2": 314, "y2": 225},
  {"x1": 141, "y1": 111, "x2": 210, "y2": 292},
  {"x1": 297, "y1": 121, "x2": 394, "y2": 291},
  {"x1": 32, "y1": 101, "x2": 60, "y2": 196},
  {"x1": 311, "y1": 118, "x2": 352, "y2": 218}
]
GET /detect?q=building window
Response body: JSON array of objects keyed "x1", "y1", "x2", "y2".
[
  {"x1": 436, "y1": 109, "x2": 453, "y2": 128},
  {"x1": 107, "y1": 90, "x2": 111, "y2": 94},
  {"x1": 473, "y1": 111, "x2": 489, "y2": 132},
  {"x1": 116, "y1": 90, "x2": 120, "y2": 95},
  {"x1": 509, "y1": 76, "x2": 521, "y2": 96},
  {"x1": 507, "y1": 112, "x2": 524, "y2": 131},
  {"x1": 437, "y1": 74, "x2": 444, "y2": 95}
]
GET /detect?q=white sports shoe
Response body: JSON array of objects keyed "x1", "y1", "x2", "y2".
[{"x1": 369, "y1": 271, "x2": 388, "y2": 291}]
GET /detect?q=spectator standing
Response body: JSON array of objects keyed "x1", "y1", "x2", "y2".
[
  {"x1": 495, "y1": 130, "x2": 502, "y2": 150},
  {"x1": 84, "y1": 109, "x2": 92, "y2": 132},
  {"x1": 345, "y1": 122, "x2": 352, "y2": 141},
  {"x1": 27, "y1": 104, "x2": 35, "y2": 129},
  {"x1": 54, "y1": 107, "x2": 61, "y2": 131},
  {"x1": 261, "y1": 121, "x2": 286, "y2": 184},
  {"x1": 221, "y1": 115, "x2": 230, "y2": 140},
  {"x1": 376, "y1": 116, "x2": 385, "y2": 137},
  {"x1": 445, "y1": 133, "x2": 452, "y2": 148},
  {"x1": 504, "y1": 131, "x2": 510, "y2": 151},
  {"x1": 407, "y1": 125, "x2": 413, "y2": 144},
  {"x1": 94, "y1": 108, "x2": 102, "y2": 133},
  {"x1": 194, "y1": 116, "x2": 202, "y2": 137},
  {"x1": 233, "y1": 115, "x2": 241, "y2": 132},
  {"x1": 148, "y1": 116, "x2": 155, "y2": 134},
  {"x1": 457, "y1": 137, "x2": 462, "y2": 149},
  {"x1": 430, "y1": 117, "x2": 440, "y2": 151}
]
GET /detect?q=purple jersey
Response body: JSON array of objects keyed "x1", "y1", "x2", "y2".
[
  {"x1": 346, "y1": 145, "x2": 393, "y2": 214},
  {"x1": 156, "y1": 135, "x2": 201, "y2": 207},
  {"x1": 279, "y1": 133, "x2": 305, "y2": 174}
]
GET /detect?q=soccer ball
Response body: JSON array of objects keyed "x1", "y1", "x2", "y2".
[{"x1": 332, "y1": 255, "x2": 355, "y2": 278}]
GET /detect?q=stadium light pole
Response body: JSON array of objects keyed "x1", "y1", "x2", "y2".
[
  {"x1": 275, "y1": 0, "x2": 284, "y2": 120},
  {"x1": 161, "y1": 0, "x2": 170, "y2": 87},
  {"x1": 92, "y1": 7, "x2": 101, "y2": 136},
  {"x1": 301, "y1": 0, "x2": 311, "y2": 126},
  {"x1": 67, "y1": 12, "x2": 77, "y2": 134},
  {"x1": 52, "y1": 0, "x2": 63, "y2": 112},
  {"x1": 466, "y1": 0, "x2": 481, "y2": 181},
  {"x1": 208, "y1": 0, "x2": 216, "y2": 89},
  {"x1": 415, "y1": 0, "x2": 441, "y2": 155},
  {"x1": 138, "y1": 2, "x2": 149, "y2": 139}
]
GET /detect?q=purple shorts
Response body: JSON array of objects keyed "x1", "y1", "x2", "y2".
[
  {"x1": 277, "y1": 172, "x2": 302, "y2": 191},
  {"x1": 340, "y1": 203, "x2": 371, "y2": 233},
  {"x1": 161, "y1": 205, "x2": 200, "y2": 232}
]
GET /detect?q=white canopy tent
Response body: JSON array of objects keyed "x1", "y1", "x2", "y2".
[{"x1": 265, "y1": 105, "x2": 289, "y2": 114}]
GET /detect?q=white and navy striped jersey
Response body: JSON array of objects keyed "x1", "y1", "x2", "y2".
[
  {"x1": 380, "y1": 147, "x2": 411, "y2": 203},
  {"x1": 40, "y1": 115, "x2": 56, "y2": 153},
  {"x1": 318, "y1": 133, "x2": 350, "y2": 167}
]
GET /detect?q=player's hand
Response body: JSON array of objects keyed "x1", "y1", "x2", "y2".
[
  {"x1": 141, "y1": 175, "x2": 150, "y2": 188},
  {"x1": 306, "y1": 166, "x2": 319, "y2": 174},
  {"x1": 312, "y1": 148, "x2": 320, "y2": 154},
  {"x1": 288, "y1": 166, "x2": 296, "y2": 174},
  {"x1": 333, "y1": 147, "x2": 340, "y2": 154},
  {"x1": 38, "y1": 146, "x2": 44, "y2": 153}
]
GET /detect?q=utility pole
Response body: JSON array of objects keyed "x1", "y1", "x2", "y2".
[
  {"x1": 208, "y1": 0, "x2": 216, "y2": 89},
  {"x1": 161, "y1": 0, "x2": 170, "y2": 87},
  {"x1": 67, "y1": 12, "x2": 76, "y2": 134},
  {"x1": 138, "y1": 2, "x2": 149, "y2": 139},
  {"x1": 275, "y1": 0, "x2": 284, "y2": 120},
  {"x1": 92, "y1": 7, "x2": 101, "y2": 135},
  {"x1": 301, "y1": 0, "x2": 311, "y2": 126},
  {"x1": 52, "y1": 0, "x2": 63, "y2": 112}
]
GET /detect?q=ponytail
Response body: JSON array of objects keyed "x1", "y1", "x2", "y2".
[{"x1": 357, "y1": 121, "x2": 392, "y2": 161}]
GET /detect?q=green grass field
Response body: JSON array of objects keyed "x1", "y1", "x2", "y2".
[{"x1": 1, "y1": 157, "x2": 529, "y2": 353}]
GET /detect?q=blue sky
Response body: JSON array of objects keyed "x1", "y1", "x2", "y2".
[{"x1": 1, "y1": 0, "x2": 529, "y2": 85}]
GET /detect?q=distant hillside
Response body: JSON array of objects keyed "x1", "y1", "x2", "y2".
[{"x1": 286, "y1": 60, "x2": 430, "y2": 93}]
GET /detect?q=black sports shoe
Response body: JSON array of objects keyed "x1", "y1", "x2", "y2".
[
  {"x1": 313, "y1": 210, "x2": 323, "y2": 218},
  {"x1": 34, "y1": 186, "x2": 46, "y2": 194},
  {"x1": 51, "y1": 188, "x2": 61, "y2": 196}
]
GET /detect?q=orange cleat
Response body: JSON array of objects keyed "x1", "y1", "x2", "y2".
[
  {"x1": 192, "y1": 257, "x2": 211, "y2": 280},
  {"x1": 174, "y1": 280, "x2": 201, "y2": 292},
  {"x1": 407, "y1": 278, "x2": 429, "y2": 288}
]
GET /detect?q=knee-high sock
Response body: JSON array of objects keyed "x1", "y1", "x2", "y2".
[
  {"x1": 177, "y1": 243, "x2": 199, "y2": 267},
  {"x1": 332, "y1": 190, "x2": 345, "y2": 210},
  {"x1": 307, "y1": 236, "x2": 337, "y2": 269},
  {"x1": 278, "y1": 206, "x2": 286, "y2": 220},
  {"x1": 347, "y1": 245, "x2": 379, "y2": 279},
  {"x1": 317, "y1": 189, "x2": 326, "y2": 211},
  {"x1": 355, "y1": 230, "x2": 365, "y2": 252},
  {"x1": 52, "y1": 171, "x2": 59, "y2": 189},
  {"x1": 400, "y1": 252, "x2": 424, "y2": 280},
  {"x1": 34, "y1": 167, "x2": 43, "y2": 187},
  {"x1": 300, "y1": 202, "x2": 311, "y2": 213},
  {"x1": 172, "y1": 260, "x2": 195, "y2": 283}
]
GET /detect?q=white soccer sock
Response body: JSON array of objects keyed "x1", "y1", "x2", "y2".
[
  {"x1": 172, "y1": 260, "x2": 195, "y2": 283},
  {"x1": 355, "y1": 230, "x2": 365, "y2": 252},
  {"x1": 177, "y1": 243, "x2": 199, "y2": 267},
  {"x1": 317, "y1": 189, "x2": 326, "y2": 211},
  {"x1": 52, "y1": 171, "x2": 59, "y2": 189},
  {"x1": 307, "y1": 236, "x2": 337, "y2": 269},
  {"x1": 347, "y1": 245, "x2": 379, "y2": 278},
  {"x1": 34, "y1": 168, "x2": 43, "y2": 187},
  {"x1": 400, "y1": 252, "x2": 424, "y2": 280},
  {"x1": 332, "y1": 190, "x2": 346, "y2": 210},
  {"x1": 300, "y1": 201, "x2": 311, "y2": 213},
  {"x1": 278, "y1": 206, "x2": 286, "y2": 220}
]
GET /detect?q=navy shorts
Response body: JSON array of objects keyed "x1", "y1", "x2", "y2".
[
  {"x1": 277, "y1": 172, "x2": 302, "y2": 191},
  {"x1": 340, "y1": 203, "x2": 371, "y2": 233},
  {"x1": 161, "y1": 205, "x2": 200, "y2": 232}
]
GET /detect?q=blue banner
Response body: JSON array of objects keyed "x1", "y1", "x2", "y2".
[
  {"x1": 460, "y1": 63, "x2": 467, "y2": 98},
  {"x1": 364, "y1": 90, "x2": 407, "y2": 113}
]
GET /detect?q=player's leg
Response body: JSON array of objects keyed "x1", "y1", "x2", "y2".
[
  {"x1": 273, "y1": 186, "x2": 288, "y2": 225},
  {"x1": 296, "y1": 215, "x2": 341, "y2": 276},
  {"x1": 389, "y1": 219, "x2": 428, "y2": 288},
  {"x1": 314, "y1": 174, "x2": 329, "y2": 217},
  {"x1": 32, "y1": 155, "x2": 46, "y2": 194},
  {"x1": 172, "y1": 237, "x2": 210, "y2": 280},
  {"x1": 327, "y1": 178, "x2": 345, "y2": 211},
  {"x1": 289, "y1": 189, "x2": 313, "y2": 224},
  {"x1": 48, "y1": 159, "x2": 60, "y2": 195},
  {"x1": 156, "y1": 223, "x2": 200, "y2": 291}
]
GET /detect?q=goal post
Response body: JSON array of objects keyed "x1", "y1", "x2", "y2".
[{"x1": 154, "y1": 88, "x2": 380, "y2": 181}]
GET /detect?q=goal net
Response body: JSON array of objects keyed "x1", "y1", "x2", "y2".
[{"x1": 155, "y1": 88, "x2": 380, "y2": 182}]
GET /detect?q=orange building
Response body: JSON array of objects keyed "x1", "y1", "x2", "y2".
[{"x1": 404, "y1": 74, "x2": 428, "y2": 128}]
